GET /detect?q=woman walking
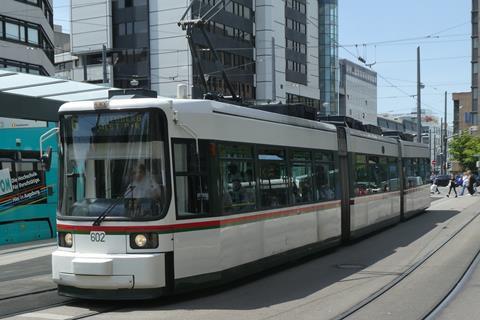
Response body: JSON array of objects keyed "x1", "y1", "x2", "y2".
[{"x1": 446, "y1": 174, "x2": 457, "y2": 197}]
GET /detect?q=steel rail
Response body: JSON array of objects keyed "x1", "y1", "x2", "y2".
[{"x1": 331, "y1": 209, "x2": 480, "y2": 320}]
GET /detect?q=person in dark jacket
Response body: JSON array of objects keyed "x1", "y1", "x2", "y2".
[
  {"x1": 446, "y1": 174, "x2": 457, "y2": 197},
  {"x1": 467, "y1": 170, "x2": 476, "y2": 195}
]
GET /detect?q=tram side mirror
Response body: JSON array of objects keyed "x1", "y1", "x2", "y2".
[{"x1": 41, "y1": 146, "x2": 53, "y2": 171}]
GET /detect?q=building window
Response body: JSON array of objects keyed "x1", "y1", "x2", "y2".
[
  {"x1": 286, "y1": 18, "x2": 306, "y2": 34},
  {"x1": 0, "y1": 16, "x2": 53, "y2": 63},
  {"x1": 27, "y1": 26, "x2": 39, "y2": 45},
  {"x1": 5, "y1": 22, "x2": 20, "y2": 40},
  {"x1": 205, "y1": 0, "x2": 252, "y2": 20},
  {"x1": 14, "y1": 0, "x2": 53, "y2": 27},
  {"x1": 0, "y1": 58, "x2": 47, "y2": 75},
  {"x1": 287, "y1": 59, "x2": 307, "y2": 74},
  {"x1": 286, "y1": 0, "x2": 306, "y2": 14},
  {"x1": 286, "y1": 93, "x2": 320, "y2": 108},
  {"x1": 286, "y1": 39, "x2": 306, "y2": 54}
]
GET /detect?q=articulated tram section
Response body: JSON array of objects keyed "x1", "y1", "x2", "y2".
[{"x1": 0, "y1": 71, "x2": 479, "y2": 319}]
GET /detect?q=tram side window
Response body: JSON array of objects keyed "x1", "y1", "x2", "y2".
[
  {"x1": 313, "y1": 151, "x2": 337, "y2": 201},
  {"x1": 387, "y1": 158, "x2": 400, "y2": 191},
  {"x1": 417, "y1": 158, "x2": 426, "y2": 185},
  {"x1": 258, "y1": 148, "x2": 288, "y2": 208},
  {"x1": 368, "y1": 156, "x2": 388, "y2": 193},
  {"x1": 218, "y1": 143, "x2": 256, "y2": 213},
  {"x1": 354, "y1": 154, "x2": 369, "y2": 196},
  {"x1": 173, "y1": 140, "x2": 209, "y2": 218},
  {"x1": 405, "y1": 158, "x2": 421, "y2": 188},
  {"x1": 290, "y1": 150, "x2": 313, "y2": 204}
]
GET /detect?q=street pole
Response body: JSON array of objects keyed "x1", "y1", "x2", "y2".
[
  {"x1": 440, "y1": 117, "x2": 444, "y2": 174},
  {"x1": 416, "y1": 46, "x2": 422, "y2": 143},
  {"x1": 429, "y1": 127, "x2": 432, "y2": 160},
  {"x1": 433, "y1": 127, "x2": 437, "y2": 173},
  {"x1": 444, "y1": 91, "x2": 448, "y2": 173},
  {"x1": 102, "y1": 44, "x2": 108, "y2": 84}
]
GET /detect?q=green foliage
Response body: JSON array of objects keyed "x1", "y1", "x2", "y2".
[{"x1": 449, "y1": 133, "x2": 480, "y2": 172}]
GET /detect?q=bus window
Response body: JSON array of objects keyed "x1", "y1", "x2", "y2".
[
  {"x1": 1, "y1": 162, "x2": 12, "y2": 171},
  {"x1": 16, "y1": 162, "x2": 34, "y2": 172}
]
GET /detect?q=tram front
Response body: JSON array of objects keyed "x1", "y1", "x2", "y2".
[{"x1": 52, "y1": 100, "x2": 173, "y2": 299}]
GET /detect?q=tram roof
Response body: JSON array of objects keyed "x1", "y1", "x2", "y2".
[{"x1": 0, "y1": 70, "x2": 113, "y2": 122}]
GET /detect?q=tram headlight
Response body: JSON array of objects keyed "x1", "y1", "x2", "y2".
[
  {"x1": 134, "y1": 234, "x2": 147, "y2": 247},
  {"x1": 130, "y1": 233, "x2": 159, "y2": 249},
  {"x1": 58, "y1": 232, "x2": 73, "y2": 248}
]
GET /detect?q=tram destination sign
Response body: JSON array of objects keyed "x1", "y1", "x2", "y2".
[{"x1": 69, "y1": 113, "x2": 148, "y2": 141}]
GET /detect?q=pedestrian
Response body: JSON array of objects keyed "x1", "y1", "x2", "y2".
[
  {"x1": 455, "y1": 174, "x2": 463, "y2": 187},
  {"x1": 467, "y1": 170, "x2": 476, "y2": 196},
  {"x1": 446, "y1": 174, "x2": 457, "y2": 197},
  {"x1": 430, "y1": 175, "x2": 441, "y2": 194},
  {"x1": 460, "y1": 171, "x2": 469, "y2": 196}
]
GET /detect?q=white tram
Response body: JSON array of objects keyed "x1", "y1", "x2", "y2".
[{"x1": 51, "y1": 94, "x2": 430, "y2": 299}]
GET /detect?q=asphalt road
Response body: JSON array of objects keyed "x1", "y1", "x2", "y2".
[
  {"x1": 2, "y1": 194, "x2": 480, "y2": 320},
  {"x1": 85, "y1": 195, "x2": 480, "y2": 320}
]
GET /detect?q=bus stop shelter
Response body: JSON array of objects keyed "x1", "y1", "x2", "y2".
[{"x1": 0, "y1": 70, "x2": 113, "y2": 121}]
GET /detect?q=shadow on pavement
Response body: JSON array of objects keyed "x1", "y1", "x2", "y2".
[{"x1": 115, "y1": 208, "x2": 461, "y2": 312}]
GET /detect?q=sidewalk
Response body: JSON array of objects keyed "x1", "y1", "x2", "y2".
[{"x1": 430, "y1": 186, "x2": 478, "y2": 201}]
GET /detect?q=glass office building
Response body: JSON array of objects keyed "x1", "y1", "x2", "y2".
[{"x1": 318, "y1": 0, "x2": 338, "y2": 116}]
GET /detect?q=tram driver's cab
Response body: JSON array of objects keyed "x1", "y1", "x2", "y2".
[{"x1": 59, "y1": 110, "x2": 170, "y2": 221}]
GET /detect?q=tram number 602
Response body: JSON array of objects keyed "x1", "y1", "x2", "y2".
[{"x1": 90, "y1": 231, "x2": 106, "y2": 243}]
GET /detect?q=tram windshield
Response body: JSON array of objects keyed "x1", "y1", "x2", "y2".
[{"x1": 59, "y1": 110, "x2": 169, "y2": 220}]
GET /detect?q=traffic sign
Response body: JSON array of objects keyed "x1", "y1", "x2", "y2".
[{"x1": 431, "y1": 160, "x2": 436, "y2": 165}]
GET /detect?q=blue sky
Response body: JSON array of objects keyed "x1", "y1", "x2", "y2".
[
  {"x1": 53, "y1": 0, "x2": 70, "y2": 32},
  {"x1": 54, "y1": 0, "x2": 470, "y2": 124},
  {"x1": 339, "y1": 0, "x2": 471, "y2": 123}
]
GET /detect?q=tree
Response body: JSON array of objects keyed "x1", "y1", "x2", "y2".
[{"x1": 449, "y1": 133, "x2": 480, "y2": 172}]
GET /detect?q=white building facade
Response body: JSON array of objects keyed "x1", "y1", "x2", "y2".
[
  {"x1": 65, "y1": 0, "x2": 339, "y2": 113},
  {"x1": 339, "y1": 59, "x2": 377, "y2": 125}
]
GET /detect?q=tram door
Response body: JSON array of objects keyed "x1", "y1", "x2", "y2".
[
  {"x1": 337, "y1": 127, "x2": 351, "y2": 243},
  {"x1": 397, "y1": 142, "x2": 405, "y2": 221}
]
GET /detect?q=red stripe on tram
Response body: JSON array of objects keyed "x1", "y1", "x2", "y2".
[{"x1": 57, "y1": 200, "x2": 341, "y2": 234}]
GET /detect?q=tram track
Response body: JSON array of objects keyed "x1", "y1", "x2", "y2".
[
  {"x1": 0, "y1": 289, "x2": 74, "y2": 319},
  {"x1": 423, "y1": 240, "x2": 480, "y2": 319},
  {"x1": 0, "y1": 287, "x2": 57, "y2": 302},
  {"x1": 331, "y1": 208, "x2": 480, "y2": 320},
  {"x1": 1, "y1": 298, "x2": 130, "y2": 320},
  {"x1": 66, "y1": 305, "x2": 127, "y2": 320}
]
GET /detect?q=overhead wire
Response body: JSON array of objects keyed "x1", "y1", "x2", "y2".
[{"x1": 45, "y1": 2, "x2": 469, "y2": 114}]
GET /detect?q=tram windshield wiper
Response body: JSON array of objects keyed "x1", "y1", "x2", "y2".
[{"x1": 92, "y1": 186, "x2": 135, "y2": 226}]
